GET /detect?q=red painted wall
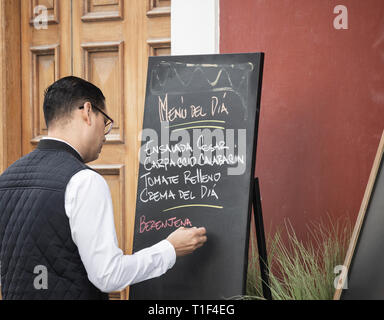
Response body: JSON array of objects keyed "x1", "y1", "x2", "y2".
[{"x1": 220, "y1": 0, "x2": 384, "y2": 239}]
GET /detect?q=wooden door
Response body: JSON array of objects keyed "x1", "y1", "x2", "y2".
[{"x1": 20, "y1": 0, "x2": 171, "y2": 300}]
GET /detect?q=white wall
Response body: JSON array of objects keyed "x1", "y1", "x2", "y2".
[{"x1": 171, "y1": 0, "x2": 220, "y2": 55}]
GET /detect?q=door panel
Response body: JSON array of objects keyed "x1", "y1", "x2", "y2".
[
  {"x1": 81, "y1": 41, "x2": 125, "y2": 143},
  {"x1": 29, "y1": 44, "x2": 59, "y2": 143}
]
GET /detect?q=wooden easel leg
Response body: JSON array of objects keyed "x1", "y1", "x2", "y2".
[{"x1": 253, "y1": 177, "x2": 272, "y2": 300}]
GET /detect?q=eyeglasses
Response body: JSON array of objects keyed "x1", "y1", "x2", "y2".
[{"x1": 79, "y1": 104, "x2": 114, "y2": 135}]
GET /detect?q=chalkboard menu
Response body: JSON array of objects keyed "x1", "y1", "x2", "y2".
[
  {"x1": 335, "y1": 131, "x2": 384, "y2": 300},
  {"x1": 130, "y1": 53, "x2": 264, "y2": 300}
]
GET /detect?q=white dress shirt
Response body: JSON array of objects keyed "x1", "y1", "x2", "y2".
[{"x1": 42, "y1": 137, "x2": 176, "y2": 293}]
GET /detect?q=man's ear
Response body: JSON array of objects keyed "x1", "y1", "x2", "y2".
[{"x1": 80, "y1": 101, "x2": 92, "y2": 126}]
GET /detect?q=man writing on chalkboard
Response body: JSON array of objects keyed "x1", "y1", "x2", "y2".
[{"x1": 0, "y1": 76, "x2": 207, "y2": 300}]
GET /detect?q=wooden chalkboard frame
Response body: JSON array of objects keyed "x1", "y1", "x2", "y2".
[{"x1": 334, "y1": 130, "x2": 384, "y2": 300}]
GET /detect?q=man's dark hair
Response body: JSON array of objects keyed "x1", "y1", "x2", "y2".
[{"x1": 43, "y1": 76, "x2": 105, "y2": 128}]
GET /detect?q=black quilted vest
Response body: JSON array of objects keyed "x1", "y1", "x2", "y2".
[{"x1": 0, "y1": 139, "x2": 108, "y2": 300}]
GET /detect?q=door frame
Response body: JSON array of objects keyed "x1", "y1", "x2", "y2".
[{"x1": 0, "y1": 0, "x2": 22, "y2": 173}]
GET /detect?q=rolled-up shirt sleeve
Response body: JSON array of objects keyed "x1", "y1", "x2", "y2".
[{"x1": 65, "y1": 169, "x2": 176, "y2": 293}]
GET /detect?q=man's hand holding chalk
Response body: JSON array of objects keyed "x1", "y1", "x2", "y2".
[{"x1": 166, "y1": 227, "x2": 207, "y2": 256}]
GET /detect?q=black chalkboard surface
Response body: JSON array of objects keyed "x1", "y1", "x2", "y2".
[
  {"x1": 130, "y1": 53, "x2": 264, "y2": 300},
  {"x1": 335, "y1": 131, "x2": 384, "y2": 300}
]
